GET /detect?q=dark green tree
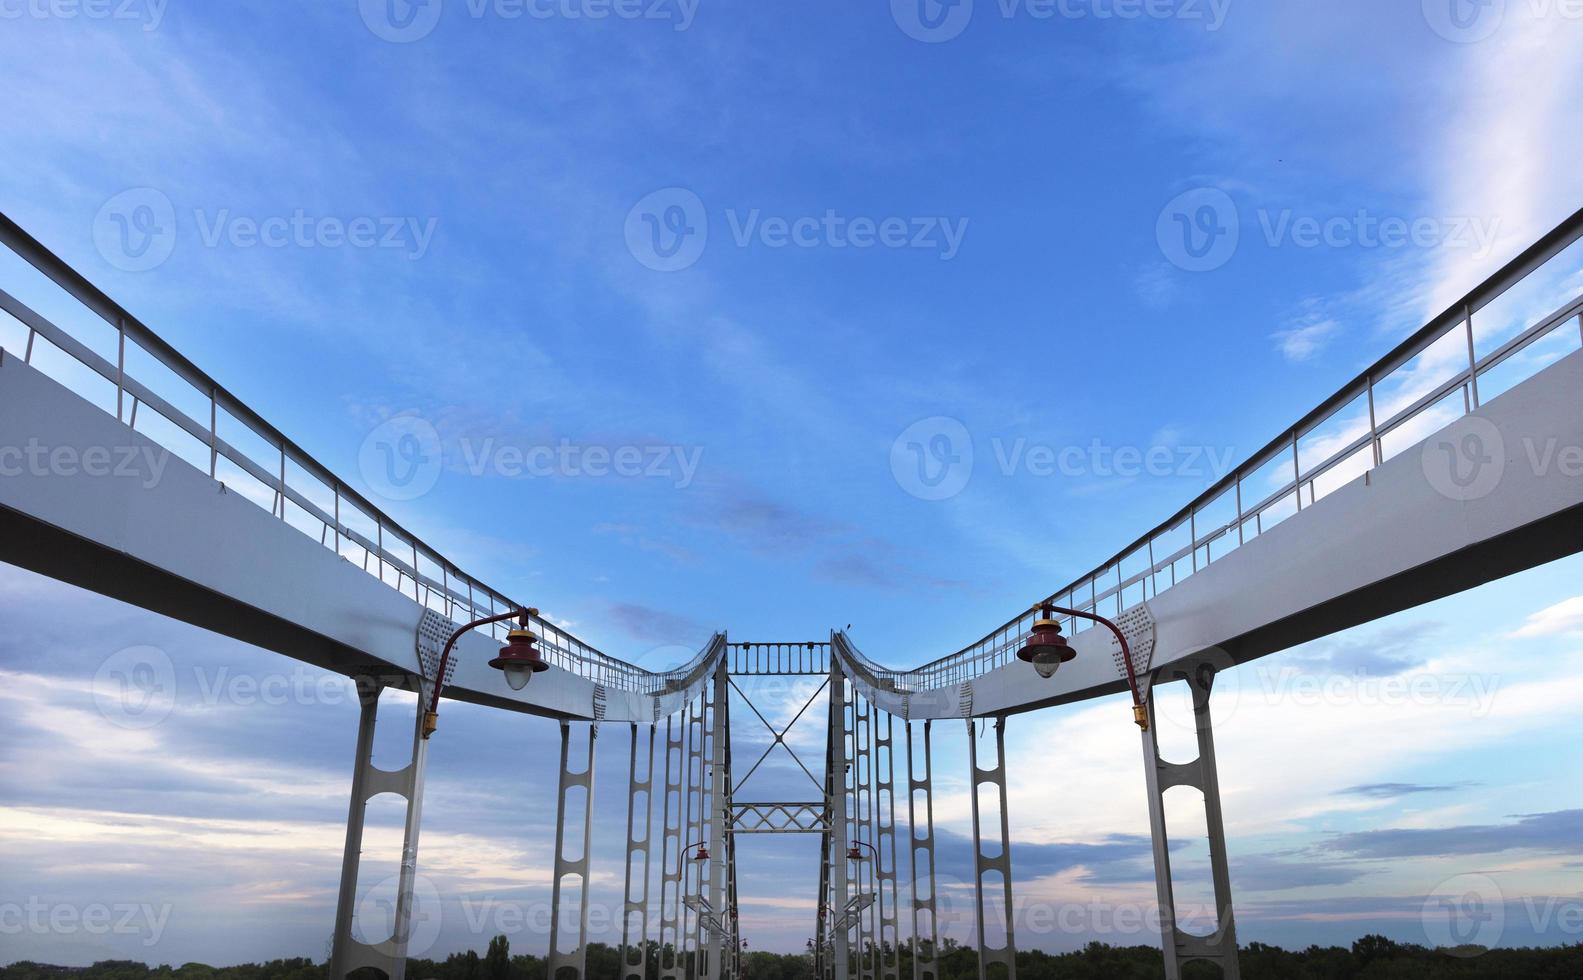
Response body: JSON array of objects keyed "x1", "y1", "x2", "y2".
[{"x1": 485, "y1": 936, "x2": 510, "y2": 980}]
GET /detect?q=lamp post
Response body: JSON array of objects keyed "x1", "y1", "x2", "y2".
[
  {"x1": 422, "y1": 605, "x2": 548, "y2": 738},
  {"x1": 676, "y1": 839, "x2": 712, "y2": 876},
  {"x1": 1016, "y1": 600, "x2": 1149, "y2": 730}
]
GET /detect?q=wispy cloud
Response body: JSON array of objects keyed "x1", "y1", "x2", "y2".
[
  {"x1": 1320, "y1": 809, "x2": 1583, "y2": 860},
  {"x1": 1337, "y1": 783, "x2": 1469, "y2": 800},
  {"x1": 1272, "y1": 316, "x2": 1340, "y2": 362}
]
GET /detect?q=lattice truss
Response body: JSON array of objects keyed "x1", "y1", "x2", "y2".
[{"x1": 731, "y1": 802, "x2": 828, "y2": 834}]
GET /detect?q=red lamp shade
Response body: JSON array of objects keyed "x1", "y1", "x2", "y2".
[
  {"x1": 1017, "y1": 609, "x2": 1076, "y2": 679},
  {"x1": 489, "y1": 627, "x2": 549, "y2": 690},
  {"x1": 694, "y1": 844, "x2": 710, "y2": 862},
  {"x1": 847, "y1": 845, "x2": 863, "y2": 861}
]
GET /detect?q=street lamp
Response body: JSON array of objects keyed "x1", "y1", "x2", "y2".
[
  {"x1": 1016, "y1": 600, "x2": 1150, "y2": 731},
  {"x1": 676, "y1": 840, "x2": 711, "y2": 875},
  {"x1": 846, "y1": 840, "x2": 878, "y2": 862},
  {"x1": 423, "y1": 605, "x2": 549, "y2": 738}
]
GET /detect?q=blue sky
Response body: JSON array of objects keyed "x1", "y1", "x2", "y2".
[{"x1": 3, "y1": 0, "x2": 1583, "y2": 967}]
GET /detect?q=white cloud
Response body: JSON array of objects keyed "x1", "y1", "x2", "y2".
[
  {"x1": 1512, "y1": 595, "x2": 1583, "y2": 638},
  {"x1": 1272, "y1": 318, "x2": 1340, "y2": 362}
]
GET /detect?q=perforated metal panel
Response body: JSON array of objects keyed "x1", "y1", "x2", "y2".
[
  {"x1": 416, "y1": 608, "x2": 460, "y2": 688},
  {"x1": 1112, "y1": 602, "x2": 1156, "y2": 683}
]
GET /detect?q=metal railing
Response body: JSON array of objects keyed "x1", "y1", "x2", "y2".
[
  {"x1": 883, "y1": 207, "x2": 1583, "y2": 692},
  {"x1": 0, "y1": 212, "x2": 699, "y2": 694},
  {"x1": 727, "y1": 641, "x2": 832, "y2": 675},
  {"x1": 5, "y1": 207, "x2": 1580, "y2": 696}
]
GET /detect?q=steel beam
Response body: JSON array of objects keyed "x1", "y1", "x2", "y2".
[
  {"x1": 622, "y1": 723, "x2": 658, "y2": 980},
  {"x1": 967, "y1": 717, "x2": 1016, "y2": 980},
  {"x1": 1141, "y1": 653, "x2": 1241, "y2": 979},
  {"x1": 682, "y1": 697, "x2": 705, "y2": 979},
  {"x1": 874, "y1": 709, "x2": 900, "y2": 980},
  {"x1": 729, "y1": 802, "x2": 828, "y2": 833},
  {"x1": 851, "y1": 693, "x2": 874, "y2": 980},
  {"x1": 329, "y1": 677, "x2": 432, "y2": 980},
  {"x1": 905, "y1": 721, "x2": 938, "y2": 980},
  {"x1": 706, "y1": 660, "x2": 730, "y2": 980},
  {"x1": 659, "y1": 707, "x2": 687, "y2": 980},
  {"x1": 549, "y1": 722, "x2": 597, "y2": 980},
  {"x1": 827, "y1": 659, "x2": 852, "y2": 980}
]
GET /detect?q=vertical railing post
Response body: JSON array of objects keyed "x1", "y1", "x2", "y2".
[
  {"x1": 208, "y1": 388, "x2": 218, "y2": 478},
  {"x1": 1366, "y1": 374, "x2": 1382, "y2": 467},
  {"x1": 1465, "y1": 305, "x2": 1481, "y2": 409},
  {"x1": 115, "y1": 315, "x2": 125, "y2": 424},
  {"x1": 1292, "y1": 431, "x2": 1303, "y2": 510}
]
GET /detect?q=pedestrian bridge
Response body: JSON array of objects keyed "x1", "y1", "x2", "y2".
[{"x1": 1, "y1": 207, "x2": 1580, "y2": 979}]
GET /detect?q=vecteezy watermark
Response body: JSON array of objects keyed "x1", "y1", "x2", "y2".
[
  {"x1": 359, "y1": 414, "x2": 445, "y2": 502},
  {"x1": 358, "y1": 414, "x2": 705, "y2": 502},
  {"x1": 990, "y1": 437, "x2": 1235, "y2": 481},
  {"x1": 0, "y1": 899, "x2": 173, "y2": 947},
  {"x1": 891, "y1": 417, "x2": 974, "y2": 501},
  {"x1": 1521, "y1": 894, "x2": 1583, "y2": 939},
  {"x1": 1421, "y1": 415, "x2": 1583, "y2": 502},
  {"x1": 891, "y1": 0, "x2": 1230, "y2": 42},
  {"x1": 1256, "y1": 665, "x2": 1502, "y2": 717},
  {"x1": 1156, "y1": 188, "x2": 1239, "y2": 273},
  {"x1": 624, "y1": 188, "x2": 709, "y2": 272},
  {"x1": 1016, "y1": 897, "x2": 1216, "y2": 937},
  {"x1": 92, "y1": 645, "x2": 177, "y2": 730},
  {"x1": 357, "y1": 874, "x2": 443, "y2": 955},
  {"x1": 192, "y1": 665, "x2": 358, "y2": 708},
  {"x1": 0, "y1": 0, "x2": 168, "y2": 30},
  {"x1": 889, "y1": 417, "x2": 1236, "y2": 501},
  {"x1": 1422, "y1": 416, "x2": 1504, "y2": 502},
  {"x1": 1156, "y1": 190, "x2": 1503, "y2": 273},
  {"x1": 460, "y1": 897, "x2": 626, "y2": 939},
  {"x1": 1422, "y1": 873, "x2": 1505, "y2": 952},
  {"x1": 191, "y1": 209, "x2": 438, "y2": 258},
  {"x1": 94, "y1": 188, "x2": 178, "y2": 273},
  {"x1": 458, "y1": 438, "x2": 703, "y2": 489},
  {"x1": 1422, "y1": 0, "x2": 1507, "y2": 42},
  {"x1": 360, "y1": 0, "x2": 444, "y2": 41},
  {"x1": 624, "y1": 187, "x2": 969, "y2": 271},
  {"x1": 358, "y1": 0, "x2": 698, "y2": 42},
  {"x1": 93, "y1": 652, "x2": 363, "y2": 729},
  {"x1": 1423, "y1": 0, "x2": 1583, "y2": 42},
  {"x1": 0, "y1": 439, "x2": 170, "y2": 489},
  {"x1": 1256, "y1": 210, "x2": 1501, "y2": 256},
  {"x1": 92, "y1": 188, "x2": 440, "y2": 272}
]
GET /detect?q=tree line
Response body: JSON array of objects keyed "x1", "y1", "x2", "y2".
[{"x1": 5, "y1": 934, "x2": 1583, "y2": 980}]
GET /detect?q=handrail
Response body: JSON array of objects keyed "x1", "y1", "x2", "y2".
[
  {"x1": 5, "y1": 206, "x2": 1581, "y2": 696},
  {"x1": 0, "y1": 211, "x2": 688, "y2": 693},
  {"x1": 887, "y1": 206, "x2": 1583, "y2": 691}
]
